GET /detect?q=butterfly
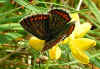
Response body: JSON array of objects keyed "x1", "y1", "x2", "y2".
[{"x1": 20, "y1": 9, "x2": 75, "y2": 51}]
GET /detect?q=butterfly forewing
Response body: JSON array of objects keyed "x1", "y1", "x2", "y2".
[
  {"x1": 20, "y1": 14, "x2": 50, "y2": 40},
  {"x1": 47, "y1": 9, "x2": 71, "y2": 40}
]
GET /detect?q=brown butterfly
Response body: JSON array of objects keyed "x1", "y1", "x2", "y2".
[{"x1": 20, "y1": 9, "x2": 75, "y2": 51}]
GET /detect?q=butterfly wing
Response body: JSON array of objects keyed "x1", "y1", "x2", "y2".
[
  {"x1": 20, "y1": 14, "x2": 50, "y2": 40},
  {"x1": 42, "y1": 23, "x2": 75, "y2": 51},
  {"x1": 42, "y1": 9, "x2": 75, "y2": 51},
  {"x1": 48, "y1": 9, "x2": 71, "y2": 39}
]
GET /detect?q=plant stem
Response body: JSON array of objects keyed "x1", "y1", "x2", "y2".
[{"x1": 76, "y1": 0, "x2": 83, "y2": 11}]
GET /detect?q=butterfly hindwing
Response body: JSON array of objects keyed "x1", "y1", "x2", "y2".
[{"x1": 42, "y1": 22, "x2": 75, "y2": 51}]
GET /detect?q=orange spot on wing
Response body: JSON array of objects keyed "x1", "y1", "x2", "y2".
[
  {"x1": 30, "y1": 16, "x2": 33, "y2": 22},
  {"x1": 54, "y1": 10, "x2": 70, "y2": 22}
]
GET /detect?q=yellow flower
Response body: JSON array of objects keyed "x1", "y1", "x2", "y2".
[
  {"x1": 49, "y1": 45, "x2": 61, "y2": 60},
  {"x1": 62, "y1": 23, "x2": 92, "y2": 44},
  {"x1": 69, "y1": 38, "x2": 96, "y2": 64},
  {"x1": 29, "y1": 36, "x2": 62, "y2": 60},
  {"x1": 72, "y1": 23, "x2": 92, "y2": 38},
  {"x1": 70, "y1": 13, "x2": 80, "y2": 24},
  {"x1": 70, "y1": 38, "x2": 96, "y2": 51},
  {"x1": 61, "y1": 13, "x2": 96, "y2": 64},
  {"x1": 62, "y1": 13, "x2": 81, "y2": 44},
  {"x1": 70, "y1": 13, "x2": 92, "y2": 38},
  {"x1": 29, "y1": 36, "x2": 45, "y2": 51}
]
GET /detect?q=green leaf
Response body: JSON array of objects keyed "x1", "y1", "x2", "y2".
[
  {"x1": 0, "y1": 14, "x2": 27, "y2": 24},
  {"x1": 81, "y1": 13, "x2": 100, "y2": 28},
  {"x1": 0, "y1": 23, "x2": 23, "y2": 32},
  {"x1": 0, "y1": 0, "x2": 7, "y2": 3},
  {"x1": 90, "y1": 57, "x2": 100, "y2": 68},
  {"x1": 84, "y1": 0, "x2": 100, "y2": 24},
  {"x1": 0, "y1": 32, "x2": 24, "y2": 44},
  {"x1": 0, "y1": 34, "x2": 14, "y2": 44},
  {"x1": 14, "y1": 0, "x2": 39, "y2": 13},
  {"x1": 5, "y1": 32, "x2": 23, "y2": 39}
]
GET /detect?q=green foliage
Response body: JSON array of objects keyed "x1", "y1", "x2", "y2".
[
  {"x1": 0, "y1": 0, "x2": 100, "y2": 69},
  {"x1": 90, "y1": 57, "x2": 100, "y2": 68},
  {"x1": 84, "y1": 0, "x2": 100, "y2": 24}
]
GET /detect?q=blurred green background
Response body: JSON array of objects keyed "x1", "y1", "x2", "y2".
[{"x1": 0, "y1": 0, "x2": 100, "y2": 69}]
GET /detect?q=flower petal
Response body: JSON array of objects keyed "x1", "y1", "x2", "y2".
[
  {"x1": 73, "y1": 23, "x2": 92, "y2": 38},
  {"x1": 70, "y1": 13, "x2": 80, "y2": 23},
  {"x1": 61, "y1": 37, "x2": 70, "y2": 45},
  {"x1": 69, "y1": 38, "x2": 96, "y2": 51},
  {"x1": 70, "y1": 45, "x2": 89, "y2": 64},
  {"x1": 69, "y1": 38, "x2": 96, "y2": 64},
  {"x1": 49, "y1": 45, "x2": 61, "y2": 60},
  {"x1": 29, "y1": 37, "x2": 45, "y2": 51}
]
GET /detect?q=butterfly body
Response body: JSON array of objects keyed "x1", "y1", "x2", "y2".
[{"x1": 20, "y1": 9, "x2": 75, "y2": 51}]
